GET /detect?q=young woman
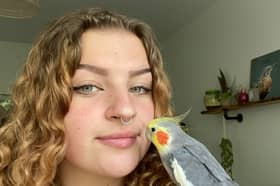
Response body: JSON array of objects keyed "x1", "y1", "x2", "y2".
[{"x1": 0, "y1": 8, "x2": 175, "y2": 186}]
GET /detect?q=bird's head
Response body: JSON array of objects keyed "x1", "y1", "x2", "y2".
[
  {"x1": 146, "y1": 118, "x2": 172, "y2": 153},
  {"x1": 146, "y1": 108, "x2": 191, "y2": 154}
]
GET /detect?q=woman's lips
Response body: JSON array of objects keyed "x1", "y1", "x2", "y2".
[{"x1": 96, "y1": 132, "x2": 139, "y2": 149}]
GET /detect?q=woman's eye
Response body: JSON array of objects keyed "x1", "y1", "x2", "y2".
[
  {"x1": 72, "y1": 84, "x2": 103, "y2": 95},
  {"x1": 129, "y1": 86, "x2": 151, "y2": 95}
]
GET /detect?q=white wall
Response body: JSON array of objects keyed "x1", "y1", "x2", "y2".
[
  {"x1": 0, "y1": 41, "x2": 30, "y2": 93},
  {"x1": 162, "y1": 1, "x2": 280, "y2": 186}
]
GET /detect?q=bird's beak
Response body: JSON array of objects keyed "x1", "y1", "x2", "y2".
[{"x1": 145, "y1": 128, "x2": 152, "y2": 141}]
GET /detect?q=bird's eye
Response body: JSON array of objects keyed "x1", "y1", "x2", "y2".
[{"x1": 151, "y1": 127, "x2": 156, "y2": 132}]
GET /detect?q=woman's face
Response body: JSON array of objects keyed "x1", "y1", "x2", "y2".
[{"x1": 62, "y1": 28, "x2": 154, "y2": 182}]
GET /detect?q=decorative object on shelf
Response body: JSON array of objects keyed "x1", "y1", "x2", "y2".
[
  {"x1": 248, "y1": 87, "x2": 260, "y2": 102},
  {"x1": 250, "y1": 49, "x2": 280, "y2": 100},
  {"x1": 0, "y1": 94, "x2": 12, "y2": 126},
  {"x1": 204, "y1": 89, "x2": 221, "y2": 109},
  {"x1": 220, "y1": 116, "x2": 234, "y2": 178},
  {"x1": 238, "y1": 88, "x2": 249, "y2": 104},
  {"x1": 218, "y1": 69, "x2": 234, "y2": 106}
]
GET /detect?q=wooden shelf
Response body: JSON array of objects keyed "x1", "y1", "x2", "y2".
[{"x1": 201, "y1": 97, "x2": 280, "y2": 115}]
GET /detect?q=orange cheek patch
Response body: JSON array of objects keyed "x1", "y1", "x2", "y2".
[{"x1": 156, "y1": 131, "x2": 169, "y2": 145}]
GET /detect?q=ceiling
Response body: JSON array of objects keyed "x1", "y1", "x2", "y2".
[{"x1": 0, "y1": 0, "x2": 215, "y2": 43}]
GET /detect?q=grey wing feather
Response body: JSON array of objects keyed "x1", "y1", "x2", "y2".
[{"x1": 181, "y1": 134, "x2": 233, "y2": 182}]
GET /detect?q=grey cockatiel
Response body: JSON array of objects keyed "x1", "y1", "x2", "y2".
[{"x1": 146, "y1": 109, "x2": 239, "y2": 186}]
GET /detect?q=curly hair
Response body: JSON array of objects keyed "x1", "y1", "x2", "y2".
[{"x1": 0, "y1": 8, "x2": 175, "y2": 186}]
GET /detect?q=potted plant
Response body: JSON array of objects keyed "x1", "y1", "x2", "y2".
[
  {"x1": 218, "y1": 69, "x2": 233, "y2": 106},
  {"x1": 220, "y1": 137, "x2": 234, "y2": 178}
]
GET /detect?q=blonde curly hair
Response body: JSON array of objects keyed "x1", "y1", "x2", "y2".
[{"x1": 0, "y1": 8, "x2": 175, "y2": 186}]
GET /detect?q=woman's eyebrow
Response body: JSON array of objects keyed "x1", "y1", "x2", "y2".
[
  {"x1": 77, "y1": 63, "x2": 151, "y2": 77},
  {"x1": 129, "y1": 68, "x2": 151, "y2": 77},
  {"x1": 77, "y1": 64, "x2": 108, "y2": 76}
]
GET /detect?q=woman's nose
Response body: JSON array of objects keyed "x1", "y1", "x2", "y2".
[{"x1": 105, "y1": 90, "x2": 136, "y2": 123}]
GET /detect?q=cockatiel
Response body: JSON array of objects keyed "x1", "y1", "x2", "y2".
[{"x1": 146, "y1": 109, "x2": 239, "y2": 186}]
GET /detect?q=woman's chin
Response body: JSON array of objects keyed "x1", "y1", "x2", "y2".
[{"x1": 102, "y1": 156, "x2": 140, "y2": 177}]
